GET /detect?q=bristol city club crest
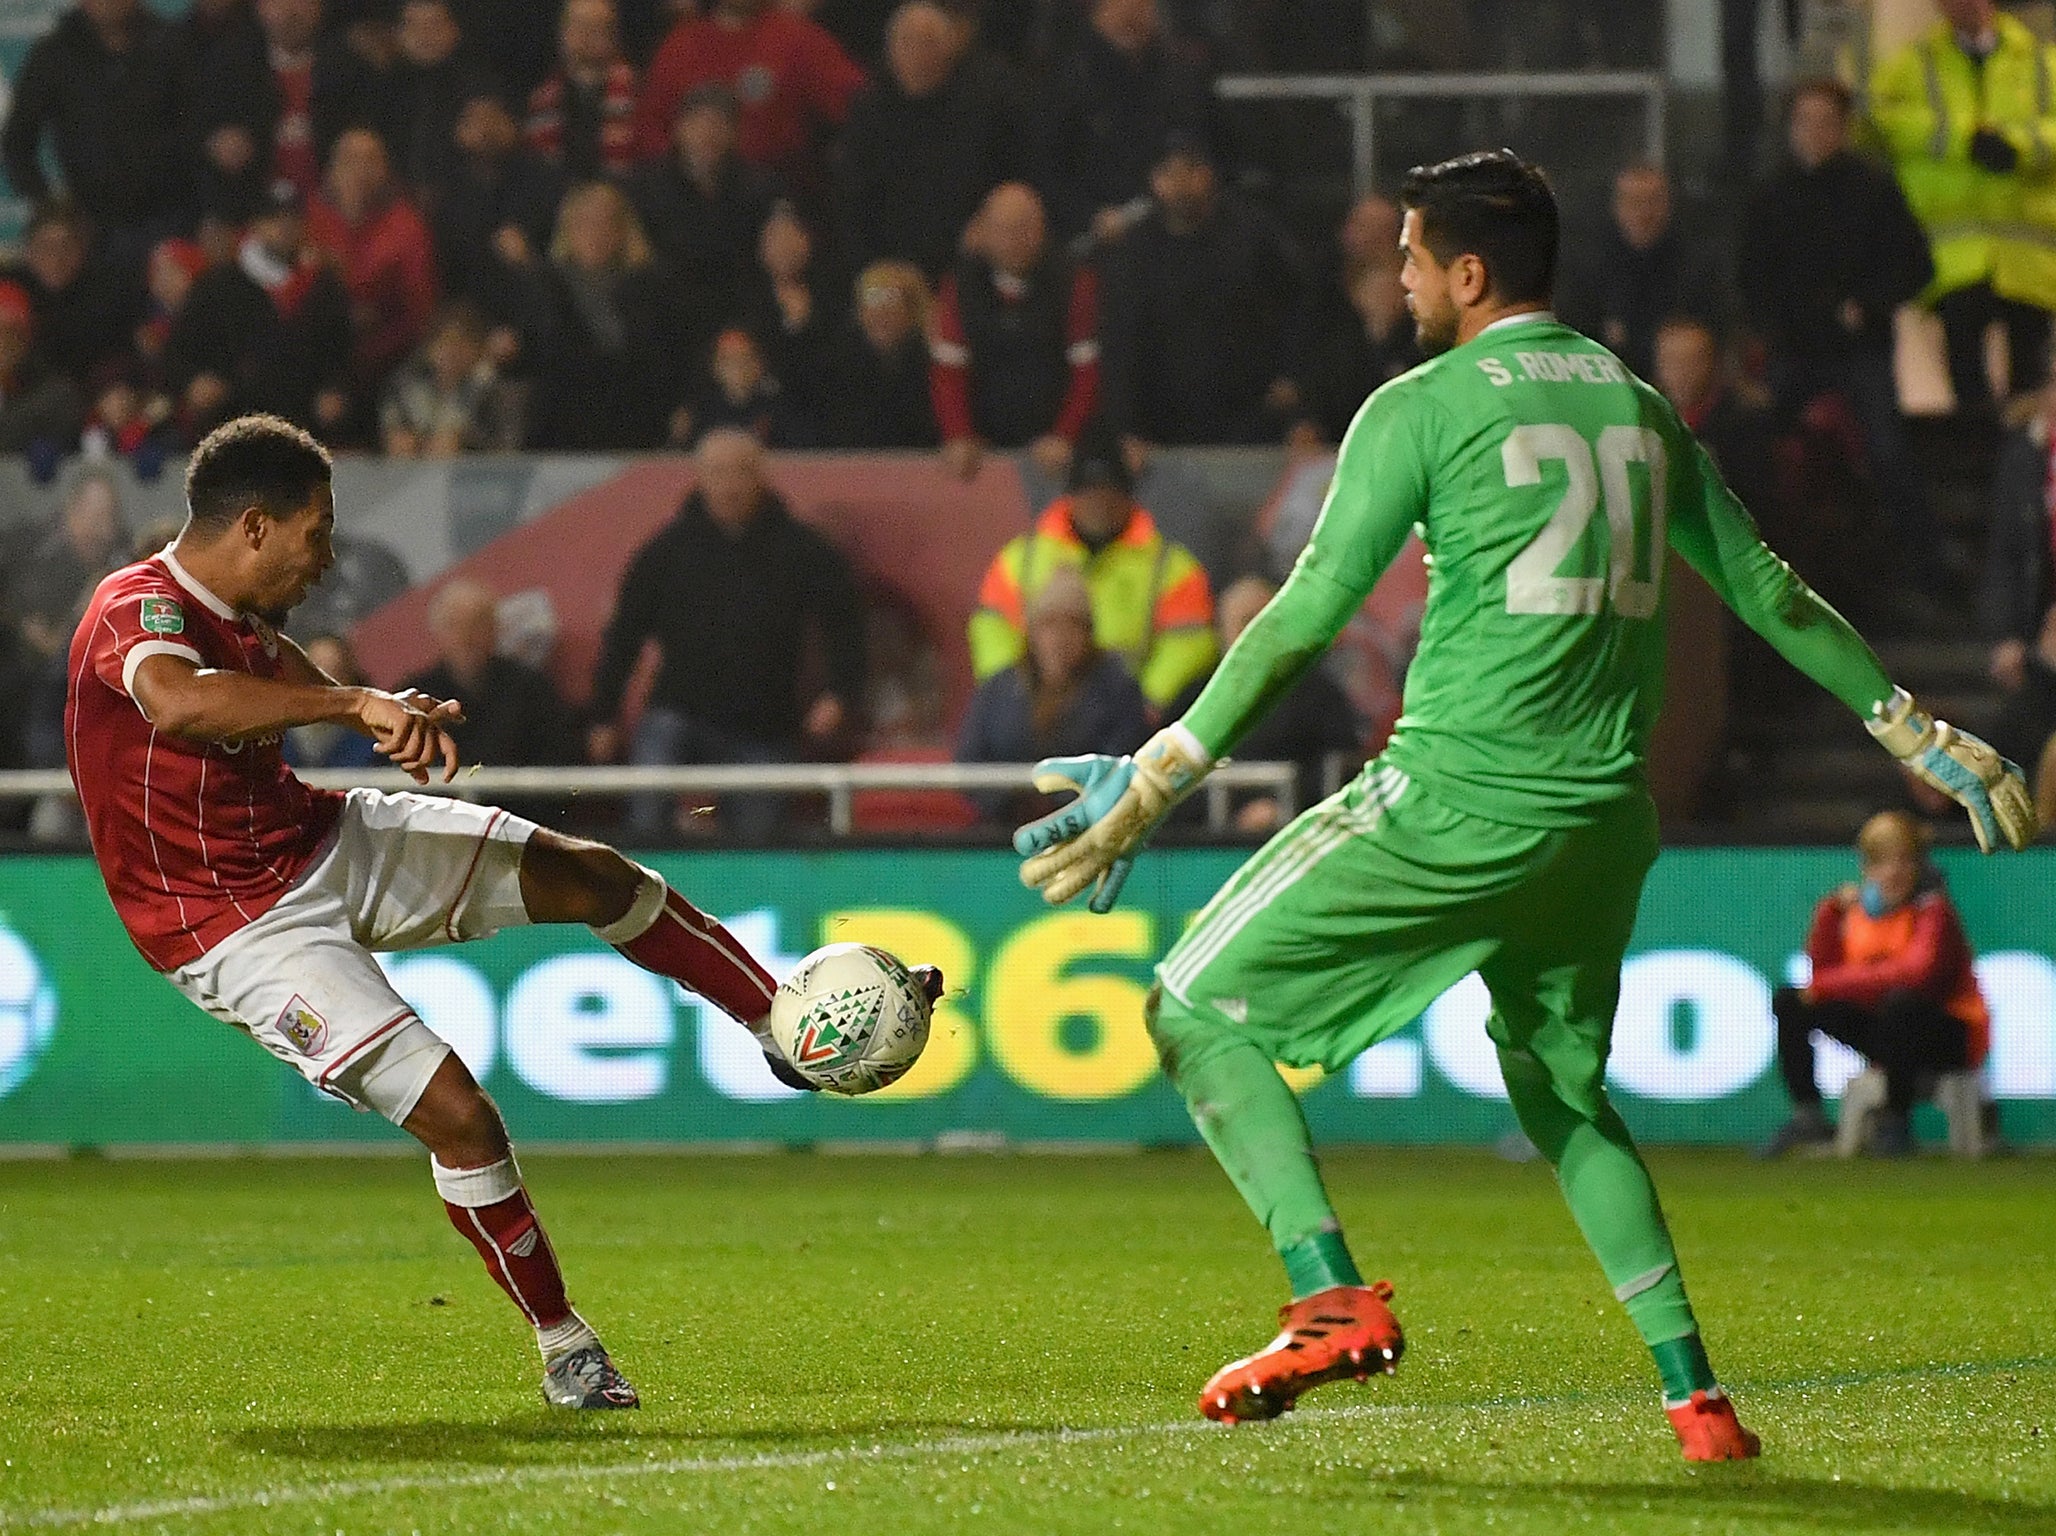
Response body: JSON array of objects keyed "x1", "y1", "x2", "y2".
[{"x1": 276, "y1": 996, "x2": 330, "y2": 1057}]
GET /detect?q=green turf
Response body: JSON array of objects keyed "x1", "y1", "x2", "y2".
[{"x1": 0, "y1": 1149, "x2": 2050, "y2": 1535}]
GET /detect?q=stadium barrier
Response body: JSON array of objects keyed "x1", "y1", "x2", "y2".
[
  {"x1": 1, "y1": 842, "x2": 2050, "y2": 1151},
  {"x1": 0, "y1": 762, "x2": 1299, "y2": 837},
  {"x1": 1215, "y1": 70, "x2": 1668, "y2": 195}
]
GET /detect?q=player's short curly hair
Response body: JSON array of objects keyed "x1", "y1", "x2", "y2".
[
  {"x1": 1399, "y1": 148, "x2": 1559, "y2": 306},
  {"x1": 184, "y1": 414, "x2": 333, "y2": 531}
]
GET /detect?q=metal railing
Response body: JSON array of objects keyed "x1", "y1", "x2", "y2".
[
  {"x1": 0, "y1": 762, "x2": 1301, "y2": 836},
  {"x1": 1215, "y1": 70, "x2": 1668, "y2": 194}
]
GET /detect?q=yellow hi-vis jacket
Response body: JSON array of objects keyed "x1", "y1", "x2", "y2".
[
  {"x1": 969, "y1": 499, "x2": 1217, "y2": 709},
  {"x1": 1871, "y1": 13, "x2": 2056, "y2": 308}
]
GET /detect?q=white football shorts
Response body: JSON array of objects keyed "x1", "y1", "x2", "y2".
[{"x1": 169, "y1": 788, "x2": 538, "y2": 1124}]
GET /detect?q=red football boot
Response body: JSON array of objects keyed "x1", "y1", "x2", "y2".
[
  {"x1": 1666, "y1": 1387, "x2": 1762, "y2": 1461},
  {"x1": 1199, "y1": 1281, "x2": 1404, "y2": 1425}
]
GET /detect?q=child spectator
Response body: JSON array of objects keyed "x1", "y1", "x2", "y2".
[
  {"x1": 133, "y1": 238, "x2": 210, "y2": 386},
  {"x1": 742, "y1": 201, "x2": 841, "y2": 426},
  {"x1": 1761, "y1": 812, "x2": 1990, "y2": 1159},
  {"x1": 379, "y1": 301, "x2": 520, "y2": 456},
  {"x1": 669, "y1": 325, "x2": 807, "y2": 448}
]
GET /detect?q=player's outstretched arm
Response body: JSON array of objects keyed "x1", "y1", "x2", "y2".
[
  {"x1": 1668, "y1": 436, "x2": 2037, "y2": 850},
  {"x1": 131, "y1": 653, "x2": 467, "y2": 785},
  {"x1": 1016, "y1": 387, "x2": 1427, "y2": 910}
]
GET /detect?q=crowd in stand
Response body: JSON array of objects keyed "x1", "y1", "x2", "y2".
[
  {"x1": 0, "y1": 0, "x2": 1408, "y2": 469},
  {"x1": 13, "y1": 0, "x2": 2056, "y2": 840}
]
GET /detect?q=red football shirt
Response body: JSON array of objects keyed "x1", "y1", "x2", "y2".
[{"x1": 64, "y1": 550, "x2": 343, "y2": 972}]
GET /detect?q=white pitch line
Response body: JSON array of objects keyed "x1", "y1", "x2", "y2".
[
  {"x1": 8, "y1": 1415, "x2": 1298, "y2": 1530},
  {"x1": 13, "y1": 1355, "x2": 2050, "y2": 1531}
]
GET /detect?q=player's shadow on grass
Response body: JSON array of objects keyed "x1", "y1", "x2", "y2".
[
  {"x1": 1370, "y1": 1471, "x2": 2053, "y2": 1533},
  {"x1": 230, "y1": 1419, "x2": 1056, "y2": 1465}
]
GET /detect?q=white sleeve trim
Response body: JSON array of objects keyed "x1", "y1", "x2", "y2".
[
  {"x1": 121, "y1": 639, "x2": 203, "y2": 699},
  {"x1": 1165, "y1": 720, "x2": 1213, "y2": 770}
]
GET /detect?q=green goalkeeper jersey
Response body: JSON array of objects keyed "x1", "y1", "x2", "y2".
[{"x1": 1184, "y1": 311, "x2": 1895, "y2": 827}]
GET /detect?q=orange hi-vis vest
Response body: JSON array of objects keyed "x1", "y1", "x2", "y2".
[{"x1": 1807, "y1": 890, "x2": 1990, "y2": 1063}]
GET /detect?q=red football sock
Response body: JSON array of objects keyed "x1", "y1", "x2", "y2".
[
  {"x1": 433, "y1": 1158, "x2": 571, "y2": 1329},
  {"x1": 614, "y1": 884, "x2": 777, "y2": 1026}
]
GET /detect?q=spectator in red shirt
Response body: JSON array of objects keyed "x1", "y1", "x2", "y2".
[
  {"x1": 306, "y1": 125, "x2": 441, "y2": 396},
  {"x1": 634, "y1": 0, "x2": 865, "y2": 190},
  {"x1": 930, "y1": 181, "x2": 1098, "y2": 481},
  {"x1": 1762, "y1": 811, "x2": 1992, "y2": 1158},
  {"x1": 526, "y1": 0, "x2": 641, "y2": 179}
]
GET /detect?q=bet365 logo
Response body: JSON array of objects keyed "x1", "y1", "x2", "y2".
[{"x1": 0, "y1": 925, "x2": 57, "y2": 1098}]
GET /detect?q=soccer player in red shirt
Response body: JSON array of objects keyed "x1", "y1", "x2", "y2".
[{"x1": 65, "y1": 414, "x2": 936, "y2": 1409}]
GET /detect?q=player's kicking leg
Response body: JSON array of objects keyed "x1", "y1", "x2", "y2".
[
  {"x1": 402, "y1": 1052, "x2": 639, "y2": 1408},
  {"x1": 512, "y1": 829, "x2": 943, "y2": 1088}
]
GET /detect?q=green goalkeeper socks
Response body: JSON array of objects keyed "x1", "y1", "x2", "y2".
[
  {"x1": 1156, "y1": 1011, "x2": 1357, "y2": 1293},
  {"x1": 1282, "y1": 1229, "x2": 1364, "y2": 1298},
  {"x1": 1650, "y1": 1333, "x2": 1719, "y2": 1403}
]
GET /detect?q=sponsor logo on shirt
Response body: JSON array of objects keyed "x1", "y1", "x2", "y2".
[{"x1": 140, "y1": 598, "x2": 185, "y2": 636}]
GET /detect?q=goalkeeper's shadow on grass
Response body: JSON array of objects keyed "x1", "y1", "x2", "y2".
[
  {"x1": 1364, "y1": 1469, "x2": 2054, "y2": 1532},
  {"x1": 227, "y1": 1417, "x2": 1061, "y2": 1465}
]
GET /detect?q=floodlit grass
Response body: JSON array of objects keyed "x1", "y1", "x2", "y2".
[{"x1": 0, "y1": 1149, "x2": 2049, "y2": 1534}]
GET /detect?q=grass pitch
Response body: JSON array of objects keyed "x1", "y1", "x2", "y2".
[{"x1": 0, "y1": 1149, "x2": 2050, "y2": 1535}]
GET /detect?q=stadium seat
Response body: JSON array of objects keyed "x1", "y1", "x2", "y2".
[
  {"x1": 849, "y1": 748, "x2": 981, "y2": 833},
  {"x1": 1834, "y1": 1066, "x2": 1991, "y2": 1158}
]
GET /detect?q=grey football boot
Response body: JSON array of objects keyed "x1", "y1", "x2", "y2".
[{"x1": 542, "y1": 1344, "x2": 640, "y2": 1409}]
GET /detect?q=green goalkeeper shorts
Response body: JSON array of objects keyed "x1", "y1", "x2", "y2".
[{"x1": 1153, "y1": 760, "x2": 1659, "y2": 1110}]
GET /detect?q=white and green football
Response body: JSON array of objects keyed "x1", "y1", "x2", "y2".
[{"x1": 765, "y1": 942, "x2": 931, "y2": 1095}]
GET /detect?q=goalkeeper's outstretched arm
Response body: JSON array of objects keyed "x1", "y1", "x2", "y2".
[{"x1": 1667, "y1": 433, "x2": 2036, "y2": 850}]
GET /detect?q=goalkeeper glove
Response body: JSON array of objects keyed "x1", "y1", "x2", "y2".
[
  {"x1": 1867, "y1": 687, "x2": 2038, "y2": 851},
  {"x1": 1013, "y1": 724, "x2": 1213, "y2": 912}
]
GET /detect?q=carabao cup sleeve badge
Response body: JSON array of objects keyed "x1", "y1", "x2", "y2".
[{"x1": 140, "y1": 597, "x2": 185, "y2": 635}]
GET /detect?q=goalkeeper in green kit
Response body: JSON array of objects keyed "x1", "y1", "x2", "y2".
[{"x1": 1014, "y1": 150, "x2": 2037, "y2": 1461}]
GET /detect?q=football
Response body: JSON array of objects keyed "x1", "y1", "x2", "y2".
[{"x1": 765, "y1": 942, "x2": 932, "y2": 1095}]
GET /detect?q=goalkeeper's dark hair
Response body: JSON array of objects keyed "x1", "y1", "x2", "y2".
[
  {"x1": 184, "y1": 414, "x2": 333, "y2": 531},
  {"x1": 1399, "y1": 149, "x2": 1559, "y2": 306}
]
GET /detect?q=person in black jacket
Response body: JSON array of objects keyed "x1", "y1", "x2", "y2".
[
  {"x1": 627, "y1": 84, "x2": 779, "y2": 360},
  {"x1": 1098, "y1": 133, "x2": 1307, "y2": 446},
  {"x1": 163, "y1": 183, "x2": 355, "y2": 436},
  {"x1": 0, "y1": 200, "x2": 142, "y2": 387},
  {"x1": 929, "y1": 181, "x2": 1100, "y2": 480},
  {"x1": 817, "y1": 260, "x2": 940, "y2": 448},
  {"x1": 181, "y1": 0, "x2": 382, "y2": 212},
  {"x1": 430, "y1": 91, "x2": 567, "y2": 325},
  {"x1": 586, "y1": 430, "x2": 866, "y2": 840},
  {"x1": 387, "y1": 0, "x2": 504, "y2": 196},
  {"x1": 1983, "y1": 387, "x2": 2056, "y2": 692},
  {"x1": 837, "y1": 0, "x2": 1036, "y2": 280},
  {"x1": 403, "y1": 578, "x2": 578, "y2": 822},
  {"x1": 1559, "y1": 163, "x2": 1724, "y2": 380},
  {"x1": 1168, "y1": 574, "x2": 1363, "y2": 832},
  {"x1": 514, "y1": 179, "x2": 686, "y2": 449},
  {"x1": 1044, "y1": 0, "x2": 1215, "y2": 241},
  {"x1": 1740, "y1": 77, "x2": 1947, "y2": 590},
  {"x1": 1, "y1": 0, "x2": 192, "y2": 264}
]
